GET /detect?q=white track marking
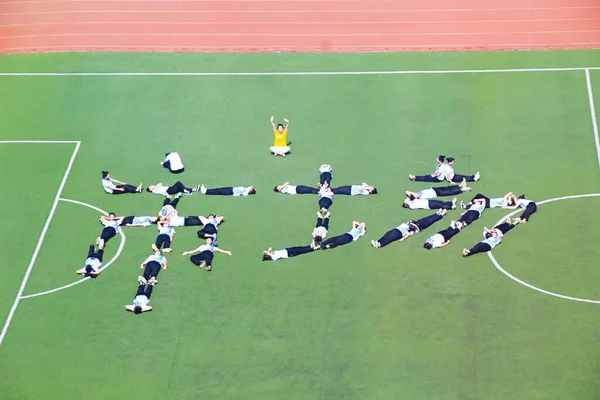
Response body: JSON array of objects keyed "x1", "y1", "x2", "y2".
[
  {"x1": 3, "y1": 18, "x2": 600, "y2": 27},
  {"x1": 585, "y1": 69, "x2": 600, "y2": 169},
  {"x1": 487, "y1": 193, "x2": 600, "y2": 304},
  {"x1": 2, "y1": 67, "x2": 600, "y2": 77},
  {"x1": 3, "y1": 7, "x2": 600, "y2": 15},
  {"x1": 0, "y1": 140, "x2": 79, "y2": 143},
  {"x1": 0, "y1": 141, "x2": 80, "y2": 347},
  {"x1": 20, "y1": 198, "x2": 126, "y2": 299},
  {"x1": 3, "y1": 30, "x2": 599, "y2": 39}
]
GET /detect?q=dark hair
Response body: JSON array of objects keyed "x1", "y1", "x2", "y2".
[
  {"x1": 207, "y1": 214, "x2": 215, "y2": 218},
  {"x1": 424, "y1": 242, "x2": 433, "y2": 250},
  {"x1": 146, "y1": 187, "x2": 152, "y2": 192},
  {"x1": 518, "y1": 194, "x2": 526, "y2": 199},
  {"x1": 273, "y1": 186, "x2": 280, "y2": 192},
  {"x1": 438, "y1": 155, "x2": 445, "y2": 162},
  {"x1": 133, "y1": 306, "x2": 142, "y2": 314},
  {"x1": 371, "y1": 188, "x2": 378, "y2": 194},
  {"x1": 484, "y1": 232, "x2": 493, "y2": 239},
  {"x1": 314, "y1": 236, "x2": 322, "y2": 243},
  {"x1": 402, "y1": 203, "x2": 409, "y2": 208},
  {"x1": 409, "y1": 223, "x2": 419, "y2": 232},
  {"x1": 262, "y1": 253, "x2": 272, "y2": 261},
  {"x1": 277, "y1": 123, "x2": 284, "y2": 129},
  {"x1": 102, "y1": 171, "x2": 109, "y2": 179},
  {"x1": 447, "y1": 157, "x2": 455, "y2": 163},
  {"x1": 109, "y1": 212, "x2": 116, "y2": 217},
  {"x1": 508, "y1": 199, "x2": 516, "y2": 206},
  {"x1": 85, "y1": 265, "x2": 93, "y2": 273},
  {"x1": 249, "y1": 187, "x2": 257, "y2": 194}
]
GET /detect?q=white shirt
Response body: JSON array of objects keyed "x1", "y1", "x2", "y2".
[
  {"x1": 159, "y1": 205, "x2": 176, "y2": 217},
  {"x1": 408, "y1": 199, "x2": 430, "y2": 209},
  {"x1": 348, "y1": 226, "x2": 365, "y2": 241},
  {"x1": 489, "y1": 198, "x2": 504, "y2": 208},
  {"x1": 101, "y1": 219, "x2": 120, "y2": 230},
  {"x1": 157, "y1": 225, "x2": 174, "y2": 236},
  {"x1": 271, "y1": 249, "x2": 288, "y2": 261},
  {"x1": 165, "y1": 152, "x2": 184, "y2": 171},
  {"x1": 144, "y1": 254, "x2": 166, "y2": 267},
  {"x1": 426, "y1": 233, "x2": 445, "y2": 248},
  {"x1": 482, "y1": 236, "x2": 501, "y2": 249},
  {"x1": 169, "y1": 215, "x2": 185, "y2": 227},
  {"x1": 313, "y1": 226, "x2": 327, "y2": 239},
  {"x1": 443, "y1": 164, "x2": 455, "y2": 181},
  {"x1": 418, "y1": 188, "x2": 437, "y2": 200},
  {"x1": 280, "y1": 185, "x2": 297, "y2": 195},
  {"x1": 319, "y1": 190, "x2": 334, "y2": 200},
  {"x1": 84, "y1": 257, "x2": 102, "y2": 272},
  {"x1": 319, "y1": 164, "x2": 332, "y2": 174},
  {"x1": 133, "y1": 295, "x2": 149, "y2": 307},
  {"x1": 198, "y1": 244, "x2": 215, "y2": 253},
  {"x1": 350, "y1": 184, "x2": 370, "y2": 196},
  {"x1": 468, "y1": 203, "x2": 485, "y2": 215},
  {"x1": 395, "y1": 223, "x2": 411, "y2": 237},
  {"x1": 517, "y1": 198, "x2": 532, "y2": 209},
  {"x1": 102, "y1": 178, "x2": 117, "y2": 194},
  {"x1": 131, "y1": 216, "x2": 154, "y2": 226},
  {"x1": 150, "y1": 185, "x2": 168, "y2": 196},
  {"x1": 233, "y1": 186, "x2": 252, "y2": 197}
]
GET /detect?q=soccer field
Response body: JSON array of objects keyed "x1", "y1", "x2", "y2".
[{"x1": 1, "y1": 50, "x2": 600, "y2": 400}]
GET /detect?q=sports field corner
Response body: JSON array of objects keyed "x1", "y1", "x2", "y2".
[{"x1": 2, "y1": 1, "x2": 600, "y2": 400}]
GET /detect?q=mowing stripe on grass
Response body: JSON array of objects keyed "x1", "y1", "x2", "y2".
[
  {"x1": 584, "y1": 69, "x2": 600, "y2": 169},
  {"x1": 0, "y1": 141, "x2": 80, "y2": 347}
]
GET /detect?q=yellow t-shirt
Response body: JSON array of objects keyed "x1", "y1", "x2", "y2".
[{"x1": 273, "y1": 129, "x2": 288, "y2": 147}]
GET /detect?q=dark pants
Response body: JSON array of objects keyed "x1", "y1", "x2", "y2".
[
  {"x1": 321, "y1": 233, "x2": 353, "y2": 250},
  {"x1": 287, "y1": 246, "x2": 315, "y2": 258},
  {"x1": 183, "y1": 216, "x2": 203, "y2": 226},
  {"x1": 143, "y1": 261, "x2": 161, "y2": 281},
  {"x1": 452, "y1": 173, "x2": 476, "y2": 182},
  {"x1": 429, "y1": 199, "x2": 454, "y2": 210},
  {"x1": 466, "y1": 242, "x2": 492, "y2": 256},
  {"x1": 413, "y1": 213, "x2": 443, "y2": 232},
  {"x1": 135, "y1": 284, "x2": 154, "y2": 300},
  {"x1": 414, "y1": 175, "x2": 443, "y2": 183},
  {"x1": 439, "y1": 226, "x2": 461, "y2": 242},
  {"x1": 100, "y1": 227, "x2": 117, "y2": 243},
  {"x1": 296, "y1": 185, "x2": 319, "y2": 194},
  {"x1": 331, "y1": 186, "x2": 352, "y2": 195},
  {"x1": 163, "y1": 156, "x2": 184, "y2": 174},
  {"x1": 458, "y1": 210, "x2": 480, "y2": 226},
  {"x1": 121, "y1": 216, "x2": 134, "y2": 225},
  {"x1": 316, "y1": 217, "x2": 330, "y2": 230},
  {"x1": 87, "y1": 245, "x2": 104, "y2": 261},
  {"x1": 434, "y1": 185, "x2": 462, "y2": 197},
  {"x1": 495, "y1": 222, "x2": 515, "y2": 235},
  {"x1": 163, "y1": 196, "x2": 181, "y2": 208},
  {"x1": 520, "y1": 203, "x2": 537, "y2": 221},
  {"x1": 205, "y1": 187, "x2": 234, "y2": 196},
  {"x1": 378, "y1": 228, "x2": 404, "y2": 247},
  {"x1": 320, "y1": 172, "x2": 332, "y2": 185},
  {"x1": 167, "y1": 181, "x2": 192, "y2": 194},
  {"x1": 190, "y1": 250, "x2": 214, "y2": 267},
  {"x1": 197, "y1": 224, "x2": 217, "y2": 238},
  {"x1": 469, "y1": 193, "x2": 490, "y2": 208},
  {"x1": 155, "y1": 234, "x2": 171, "y2": 249},
  {"x1": 319, "y1": 197, "x2": 333, "y2": 210},
  {"x1": 111, "y1": 184, "x2": 138, "y2": 194}
]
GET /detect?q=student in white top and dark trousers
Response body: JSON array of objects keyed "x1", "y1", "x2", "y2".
[
  {"x1": 161, "y1": 152, "x2": 185, "y2": 174},
  {"x1": 101, "y1": 171, "x2": 142, "y2": 195},
  {"x1": 409, "y1": 155, "x2": 449, "y2": 183}
]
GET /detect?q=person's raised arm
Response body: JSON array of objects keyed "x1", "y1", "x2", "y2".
[
  {"x1": 270, "y1": 116, "x2": 276, "y2": 130},
  {"x1": 163, "y1": 259, "x2": 168, "y2": 270},
  {"x1": 214, "y1": 247, "x2": 232, "y2": 255},
  {"x1": 283, "y1": 118, "x2": 289, "y2": 131}
]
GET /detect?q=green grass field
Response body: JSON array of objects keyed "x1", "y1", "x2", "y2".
[{"x1": 1, "y1": 50, "x2": 600, "y2": 400}]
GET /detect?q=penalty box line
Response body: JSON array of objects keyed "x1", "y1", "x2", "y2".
[{"x1": 0, "y1": 140, "x2": 81, "y2": 348}]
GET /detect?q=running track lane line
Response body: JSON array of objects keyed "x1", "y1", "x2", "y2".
[
  {"x1": 585, "y1": 69, "x2": 600, "y2": 169},
  {"x1": 0, "y1": 141, "x2": 80, "y2": 348},
  {"x1": 3, "y1": 67, "x2": 600, "y2": 76},
  {"x1": 20, "y1": 198, "x2": 126, "y2": 300}
]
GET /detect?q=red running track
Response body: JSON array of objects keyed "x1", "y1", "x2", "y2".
[{"x1": 1, "y1": 0, "x2": 600, "y2": 54}]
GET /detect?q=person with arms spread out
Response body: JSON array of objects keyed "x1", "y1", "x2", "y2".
[
  {"x1": 270, "y1": 116, "x2": 290, "y2": 157},
  {"x1": 182, "y1": 237, "x2": 232, "y2": 272}
]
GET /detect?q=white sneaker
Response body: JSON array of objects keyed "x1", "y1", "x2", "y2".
[
  {"x1": 200, "y1": 184, "x2": 207, "y2": 194},
  {"x1": 95, "y1": 237, "x2": 101, "y2": 246},
  {"x1": 151, "y1": 243, "x2": 160, "y2": 252},
  {"x1": 98, "y1": 239, "x2": 105, "y2": 250},
  {"x1": 370, "y1": 240, "x2": 380, "y2": 248},
  {"x1": 164, "y1": 194, "x2": 171, "y2": 199},
  {"x1": 462, "y1": 248, "x2": 469, "y2": 257},
  {"x1": 148, "y1": 277, "x2": 158, "y2": 286},
  {"x1": 195, "y1": 185, "x2": 201, "y2": 192},
  {"x1": 138, "y1": 276, "x2": 147, "y2": 285},
  {"x1": 503, "y1": 216, "x2": 512, "y2": 225},
  {"x1": 451, "y1": 198, "x2": 457, "y2": 209},
  {"x1": 162, "y1": 248, "x2": 172, "y2": 253},
  {"x1": 409, "y1": 174, "x2": 416, "y2": 181},
  {"x1": 450, "y1": 220, "x2": 457, "y2": 229},
  {"x1": 460, "y1": 200, "x2": 466, "y2": 209},
  {"x1": 324, "y1": 211, "x2": 331, "y2": 219},
  {"x1": 437, "y1": 209, "x2": 447, "y2": 216},
  {"x1": 317, "y1": 211, "x2": 323, "y2": 219},
  {"x1": 474, "y1": 172, "x2": 480, "y2": 181}
]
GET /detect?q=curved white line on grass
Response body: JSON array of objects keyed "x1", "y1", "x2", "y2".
[
  {"x1": 20, "y1": 198, "x2": 126, "y2": 300},
  {"x1": 487, "y1": 193, "x2": 600, "y2": 304}
]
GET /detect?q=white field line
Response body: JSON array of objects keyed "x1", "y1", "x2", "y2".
[
  {"x1": 2, "y1": 18, "x2": 600, "y2": 27},
  {"x1": 585, "y1": 69, "x2": 600, "y2": 169},
  {"x1": 0, "y1": 141, "x2": 80, "y2": 347},
  {"x1": 488, "y1": 194, "x2": 600, "y2": 304},
  {"x1": 0, "y1": 140, "x2": 79, "y2": 143},
  {"x1": 20, "y1": 198, "x2": 126, "y2": 299},
  {"x1": 2, "y1": 67, "x2": 600, "y2": 77},
  {"x1": 0, "y1": 0, "x2": 597, "y2": 5}
]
